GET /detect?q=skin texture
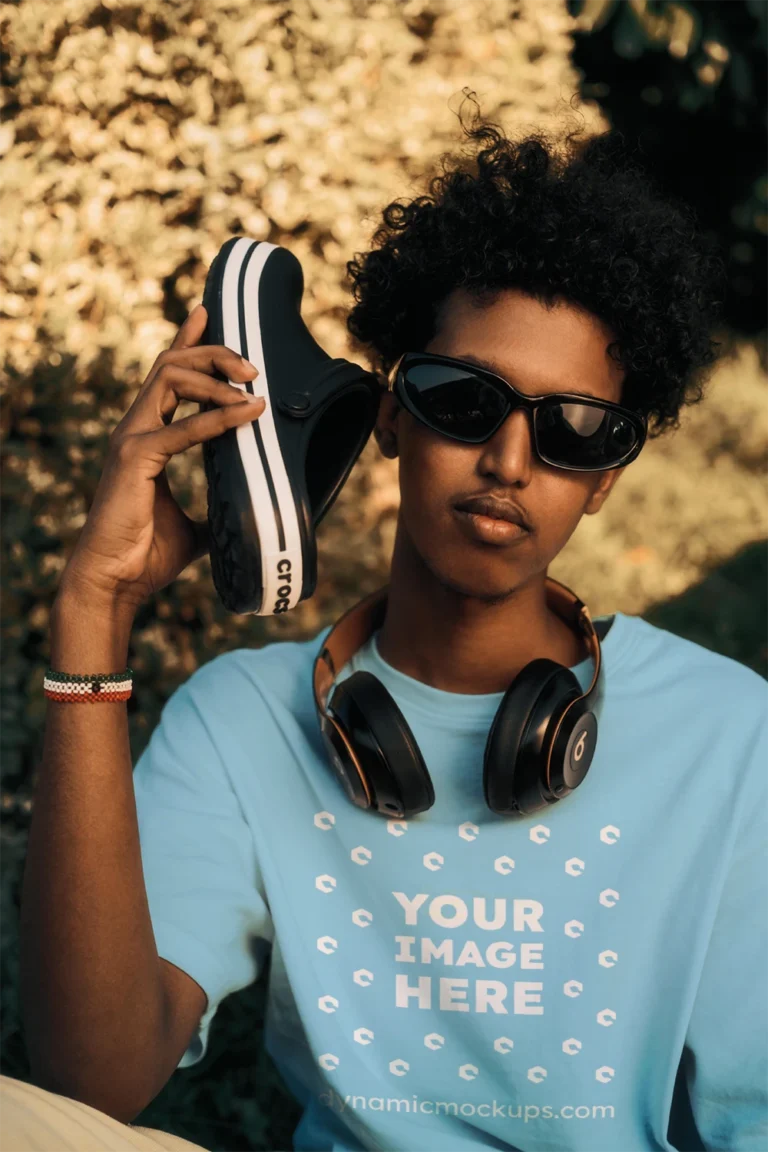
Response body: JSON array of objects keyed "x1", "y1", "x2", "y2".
[{"x1": 374, "y1": 287, "x2": 628, "y2": 695}]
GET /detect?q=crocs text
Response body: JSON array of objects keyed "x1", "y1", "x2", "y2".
[{"x1": 274, "y1": 557, "x2": 293, "y2": 613}]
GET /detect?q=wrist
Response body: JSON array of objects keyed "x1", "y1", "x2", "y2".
[
  {"x1": 54, "y1": 570, "x2": 139, "y2": 625},
  {"x1": 50, "y1": 585, "x2": 136, "y2": 676}
]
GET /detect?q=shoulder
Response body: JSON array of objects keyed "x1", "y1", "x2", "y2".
[
  {"x1": 176, "y1": 625, "x2": 332, "y2": 717},
  {"x1": 623, "y1": 611, "x2": 766, "y2": 703}
]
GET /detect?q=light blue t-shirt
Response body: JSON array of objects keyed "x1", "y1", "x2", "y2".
[{"x1": 132, "y1": 608, "x2": 768, "y2": 1151}]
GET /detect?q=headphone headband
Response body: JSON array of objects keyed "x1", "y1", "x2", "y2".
[
  {"x1": 538, "y1": 580, "x2": 601, "y2": 798},
  {"x1": 314, "y1": 574, "x2": 601, "y2": 729}
]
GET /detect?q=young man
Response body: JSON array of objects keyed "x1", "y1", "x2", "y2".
[{"x1": 18, "y1": 118, "x2": 767, "y2": 1152}]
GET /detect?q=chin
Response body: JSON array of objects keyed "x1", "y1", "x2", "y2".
[
  {"x1": 420, "y1": 552, "x2": 523, "y2": 606},
  {"x1": 402, "y1": 512, "x2": 534, "y2": 603}
]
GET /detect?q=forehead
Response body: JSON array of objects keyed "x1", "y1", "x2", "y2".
[{"x1": 429, "y1": 288, "x2": 625, "y2": 403}]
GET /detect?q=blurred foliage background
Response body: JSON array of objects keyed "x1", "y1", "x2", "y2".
[
  {"x1": 568, "y1": 0, "x2": 767, "y2": 334},
  {"x1": 1, "y1": 1, "x2": 765, "y2": 1149}
]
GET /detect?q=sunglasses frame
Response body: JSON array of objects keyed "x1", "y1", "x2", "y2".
[{"x1": 386, "y1": 351, "x2": 648, "y2": 473}]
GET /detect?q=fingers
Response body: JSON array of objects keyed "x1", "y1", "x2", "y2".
[
  {"x1": 165, "y1": 344, "x2": 259, "y2": 380},
  {"x1": 139, "y1": 303, "x2": 209, "y2": 397},
  {"x1": 139, "y1": 395, "x2": 266, "y2": 463},
  {"x1": 125, "y1": 361, "x2": 260, "y2": 435},
  {"x1": 140, "y1": 344, "x2": 256, "y2": 407},
  {"x1": 170, "y1": 303, "x2": 208, "y2": 352}
]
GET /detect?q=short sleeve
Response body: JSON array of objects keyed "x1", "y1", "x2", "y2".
[
  {"x1": 683, "y1": 708, "x2": 768, "y2": 1150},
  {"x1": 132, "y1": 658, "x2": 273, "y2": 1068}
]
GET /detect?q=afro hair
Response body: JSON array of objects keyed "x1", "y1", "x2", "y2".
[{"x1": 345, "y1": 92, "x2": 728, "y2": 441}]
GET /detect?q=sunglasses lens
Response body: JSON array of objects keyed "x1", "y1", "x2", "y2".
[
  {"x1": 402, "y1": 363, "x2": 507, "y2": 441},
  {"x1": 400, "y1": 359, "x2": 641, "y2": 468},
  {"x1": 536, "y1": 402, "x2": 640, "y2": 468}
]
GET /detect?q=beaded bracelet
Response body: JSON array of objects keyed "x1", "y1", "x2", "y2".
[{"x1": 44, "y1": 668, "x2": 133, "y2": 703}]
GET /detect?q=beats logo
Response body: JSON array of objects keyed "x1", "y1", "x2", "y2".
[{"x1": 274, "y1": 558, "x2": 292, "y2": 613}]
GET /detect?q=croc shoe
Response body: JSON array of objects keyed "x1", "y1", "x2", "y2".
[{"x1": 200, "y1": 236, "x2": 380, "y2": 616}]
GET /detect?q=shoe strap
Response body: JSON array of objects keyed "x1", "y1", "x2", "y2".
[{"x1": 274, "y1": 359, "x2": 379, "y2": 420}]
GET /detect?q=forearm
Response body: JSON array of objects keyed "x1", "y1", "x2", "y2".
[{"x1": 19, "y1": 588, "x2": 170, "y2": 1121}]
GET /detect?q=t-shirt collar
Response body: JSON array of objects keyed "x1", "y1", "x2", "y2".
[{"x1": 337, "y1": 611, "x2": 632, "y2": 728}]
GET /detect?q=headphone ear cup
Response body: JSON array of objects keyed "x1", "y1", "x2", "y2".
[
  {"x1": 484, "y1": 659, "x2": 582, "y2": 816},
  {"x1": 330, "y1": 671, "x2": 435, "y2": 817}
]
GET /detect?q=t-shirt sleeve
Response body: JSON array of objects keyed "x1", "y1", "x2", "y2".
[
  {"x1": 683, "y1": 706, "x2": 768, "y2": 1150},
  {"x1": 132, "y1": 658, "x2": 274, "y2": 1069}
]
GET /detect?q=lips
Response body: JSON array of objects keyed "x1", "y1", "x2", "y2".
[{"x1": 454, "y1": 496, "x2": 531, "y2": 531}]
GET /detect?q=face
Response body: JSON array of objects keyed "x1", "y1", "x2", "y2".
[{"x1": 374, "y1": 287, "x2": 628, "y2": 603}]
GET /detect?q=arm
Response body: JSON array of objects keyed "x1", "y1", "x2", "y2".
[{"x1": 19, "y1": 588, "x2": 205, "y2": 1123}]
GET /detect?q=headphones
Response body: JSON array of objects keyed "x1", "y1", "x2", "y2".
[{"x1": 313, "y1": 575, "x2": 606, "y2": 819}]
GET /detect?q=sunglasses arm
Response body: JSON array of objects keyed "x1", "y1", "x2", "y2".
[{"x1": 386, "y1": 353, "x2": 406, "y2": 393}]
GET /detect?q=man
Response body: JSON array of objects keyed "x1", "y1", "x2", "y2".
[{"x1": 16, "y1": 114, "x2": 767, "y2": 1151}]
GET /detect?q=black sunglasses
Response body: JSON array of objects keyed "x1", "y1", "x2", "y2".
[{"x1": 387, "y1": 352, "x2": 647, "y2": 473}]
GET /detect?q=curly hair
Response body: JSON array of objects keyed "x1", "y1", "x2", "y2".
[{"x1": 345, "y1": 93, "x2": 727, "y2": 440}]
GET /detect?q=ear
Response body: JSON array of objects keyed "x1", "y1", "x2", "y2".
[
  {"x1": 583, "y1": 465, "x2": 626, "y2": 516},
  {"x1": 373, "y1": 390, "x2": 400, "y2": 459}
]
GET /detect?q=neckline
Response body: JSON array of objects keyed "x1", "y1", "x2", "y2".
[{"x1": 339, "y1": 610, "x2": 636, "y2": 727}]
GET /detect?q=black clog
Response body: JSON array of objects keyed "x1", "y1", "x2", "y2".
[{"x1": 200, "y1": 236, "x2": 380, "y2": 615}]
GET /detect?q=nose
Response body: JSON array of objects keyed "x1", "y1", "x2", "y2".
[{"x1": 476, "y1": 407, "x2": 535, "y2": 485}]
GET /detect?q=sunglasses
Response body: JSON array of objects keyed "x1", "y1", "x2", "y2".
[{"x1": 387, "y1": 352, "x2": 647, "y2": 472}]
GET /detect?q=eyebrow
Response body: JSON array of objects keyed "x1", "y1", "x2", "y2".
[{"x1": 456, "y1": 352, "x2": 603, "y2": 402}]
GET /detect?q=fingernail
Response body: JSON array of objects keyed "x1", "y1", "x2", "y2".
[
  {"x1": 240, "y1": 356, "x2": 257, "y2": 372},
  {"x1": 245, "y1": 392, "x2": 264, "y2": 403}
]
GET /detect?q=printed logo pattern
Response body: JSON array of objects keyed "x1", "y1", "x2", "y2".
[
  {"x1": 313, "y1": 812, "x2": 621, "y2": 1095},
  {"x1": 387, "y1": 820, "x2": 408, "y2": 837}
]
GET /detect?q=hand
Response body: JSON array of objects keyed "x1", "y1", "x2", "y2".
[{"x1": 57, "y1": 304, "x2": 265, "y2": 613}]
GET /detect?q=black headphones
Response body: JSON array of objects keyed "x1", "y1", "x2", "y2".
[{"x1": 313, "y1": 575, "x2": 606, "y2": 819}]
